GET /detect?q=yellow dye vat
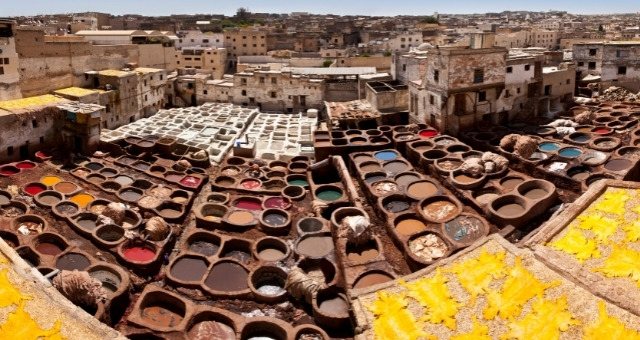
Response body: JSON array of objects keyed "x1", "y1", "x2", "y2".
[
  {"x1": 70, "y1": 193, "x2": 94, "y2": 208},
  {"x1": 41, "y1": 176, "x2": 62, "y2": 187}
]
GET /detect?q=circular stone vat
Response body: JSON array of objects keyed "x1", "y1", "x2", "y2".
[
  {"x1": 155, "y1": 201, "x2": 184, "y2": 221},
  {"x1": 394, "y1": 172, "x2": 421, "y2": 189},
  {"x1": 16, "y1": 161, "x2": 36, "y2": 169},
  {"x1": 197, "y1": 203, "x2": 227, "y2": 226},
  {"x1": 516, "y1": 179, "x2": 555, "y2": 201},
  {"x1": 226, "y1": 210, "x2": 257, "y2": 227},
  {"x1": 592, "y1": 137, "x2": 620, "y2": 151},
  {"x1": 420, "y1": 195, "x2": 461, "y2": 223},
  {"x1": 422, "y1": 149, "x2": 447, "y2": 161},
  {"x1": 538, "y1": 142, "x2": 560, "y2": 152},
  {"x1": 604, "y1": 158, "x2": 633, "y2": 172},
  {"x1": 85, "y1": 162, "x2": 104, "y2": 171},
  {"x1": 33, "y1": 233, "x2": 67, "y2": 256},
  {"x1": 286, "y1": 174, "x2": 309, "y2": 188},
  {"x1": 435, "y1": 158, "x2": 463, "y2": 174},
  {"x1": 263, "y1": 196, "x2": 291, "y2": 210},
  {"x1": 86, "y1": 174, "x2": 106, "y2": 185},
  {"x1": 617, "y1": 146, "x2": 640, "y2": 158},
  {"x1": 99, "y1": 167, "x2": 118, "y2": 178},
  {"x1": 446, "y1": 144, "x2": 471, "y2": 153},
  {"x1": 382, "y1": 160, "x2": 410, "y2": 175},
  {"x1": 0, "y1": 165, "x2": 19, "y2": 176},
  {"x1": 121, "y1": 242, "x2": 157, "y2": 264},
  {"x1": 473, "y1": 187, "x2": 500, "y2": 205},
  {"x1": 186, "y1": 311, "x2": 236, "y2": 340},
  {"x1": 352, "y1": 154, "x2": 377, "y2": 163},
  {"x1": 585, "y1": 174, "x2": 614, "y2": 188},
  {"x1": 260, "y1": 209, "x2": 290, "y2": 234},
  {"x1": 444, "y1": 214, "x2": 488, "y2": 246},
  {"x1": 23, "y1": 182, "x2": 46, "y2": 196},
  {"x1": 296, "y1": 233, "x2": 334, "y2": 258},
  {"x1": 206, "y1": 192, "x2": 228, "y2": 204},
  {"x1": 240, "y1": 320, "x2": 287, "y2": 340},
  {"x1": 450, "y1": 170, "x2": 485, "y2": 189},
  {"x1": 374, "y1": 150, "x2": 399, "y2": 161},
  {"x1": 499, "y1": 176, "x2": 525, "y2": 191},
  {"x1": 568, "y1": 132, "x2": 591, "y2": 144},
  {"x1": 88, "y1": 265, "x2": 123, "y2": 295},
  {"x1": 70, "y1": 193, "x2": 94, "y2": 209},
  {"x1": 393, "y1": 214, "x2": 428, "y2": 237},
  {"x1": 187, "y1": 232, "x2": 221, "y2": 257},
  {"x1": 407, "y1": 231, "x2": 450, "y2": 263},
  {"x1": 34, "y1": 190, "x2": 63, "y2": 207},
  {"x1": 53, "y1": 201, "x2": 79, "y2": 218},
  {"x1": 254, "y1": 237, "x2": 289, "y2": 262},
  {"x1": 113, "y1": 175, "x2": 134, "y2": 186},
  {"x1": 0, "y1": 230, "x2": 19, "y2": 248},
  {"x1": 169, "y1": 255, "x2": 209, "y2": 283},
  {"x1": 56, "y1": 252, "x2": 91, "y2": 271},
  {"x1": 346, "y1": 238, "x2": 380, "y2": 263},
  {"x1": 40, "y1": 175, "x2": 62, "y2": 187},
  {"x1": 370, "y1": 180, "x2": 398, "y2": 197},
  {"x1": 249, "y1": 266, "x2": 287, "y2": 302},
  {"x1": 582, "y1": 150, "x2": 608, "y2": 166},
  {"x1": 315, "y1": 185, "x2": 343, "y2": 202},
  {"x1": 359, "y1": 161, "x2": 382, "y2": 172},
  {"x1": 240, "y1": 178, "x2": 262, "y2": 190},
  {"x1": 380, "y1": 194, "x2": 411, "y2": 214},
  {"x1": 233, "y1": 197, "x2": 262, "y2": 211},
  {"x1": 490, "y1": 195, "x2": 528, "y2": 221},
  {"x1": 95, "y1": 224, "x2": 125, "y2": 245},
  {"x1": 353, "y1": 270, "x2": 394, "y2": 289},
  {"x1": 12, "y1": 215, "x2": 46, "y2": 236},
  {"x1": 118, "y1": 188, "x2": 143, "y2": 203},
  {"x1": 567, "y1": 166, "x2": 591, "y2": 181},
  {"x1": 214, "y1": 176, "x2": 236, "y2": 187},
  {"x1": 53, "y1": 181, "x2": 79, "y2": 195},
  {"x1": 73, "y1": 212, "x2": 100, "y2": 232},
  {"x1": 363, "y1": 171, "x2": 387, "y2": 185},
  {"x1": 204, "y1": 260, "x2": 249, "y2": 293},
  {"x1": 418, "y1": 128, "x2": 439, "y2": 138},
  {"x1": 297, "y1": 217, "x2": 325, "y2": 234},
  {"x1": 591, "y1": 126, "x2": 613, "y2": 135}
]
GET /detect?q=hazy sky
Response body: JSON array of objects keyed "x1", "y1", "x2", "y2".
[{"x1": 3, "y1": 0, "x2": 639, "y2": 16}]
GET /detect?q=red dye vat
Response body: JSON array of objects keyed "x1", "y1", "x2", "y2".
[
  {"x1": 241, "y1": 179, "x2": 261, "y2": 190},
  {"x1": 419, "y1": 130, "x2": 439, "y2": 138},
  {"x1": 0, "y1": 167, "x2": 18, "y2": 176},
  {"x1": 35, "y1": 151, "x2": 49, "y2": 159},
  {"x1": 264, "y1": 197, "x2": 291, "y2": 210},
  {"x1": 593, "y1": 127, "x2": 611, "y2": 134},
  {"x1": 235, "y1": 199, "x2": 262, "y2": 211},
  {"x1": 24, "y1": 184, "x2": 45, "y2": 196},
  {"x1": 16, "y1": 162, "x2": 35, "y2": 169},
  {"x1": 123, "y1": 246, "x2": 156, "y2": 262},
  {"x1": 180, "y1": 176, "x2": 201, "y2": 187}
]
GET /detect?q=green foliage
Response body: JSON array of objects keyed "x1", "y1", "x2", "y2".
[
  {"x1": 420, "y1": 16, "x2": 439, "y2": 24},
  {"x1": 322, "y1": 59, "x2": 333, "y2": 67}
]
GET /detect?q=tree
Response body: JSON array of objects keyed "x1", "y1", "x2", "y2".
[
  {"x1": 236, "y1": 7, "x2": 251, "y2": 22},
  {"x1": 420, "y1": 16, "x2": 439, "y2": 24}
]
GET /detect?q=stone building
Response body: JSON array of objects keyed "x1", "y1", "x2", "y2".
[
  {"x1": 0, "y1": 95, "x2": 104, "y2": 161},
  {"x1": 574, "y1": 42, "x2": 640, "y2": 92},
  {"x1": 0, "y1": 19, "x2": 21, "y2": 100},
  {"x1": 175, "y1": 30, "x2": 224, "y2": 49},
  {"x1": 224, "y1": 28, "x2": 268, "y2": 71},
  {"x1": 174, "y1": 47, "x2": 227, "y2": 79},
  {"x1": 392, "y1": 48, "x2": 429, "y2": 84}
]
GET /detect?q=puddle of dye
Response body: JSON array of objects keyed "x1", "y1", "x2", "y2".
[
  {"x1": 383, "y1": 161, "x2": 408, "y2": 174},
  {"x1": 170, "y1": 257, "x2": 208, "y2": 282},
  {"x1": 264, "y1": 197, "x2": 290, "y2": 209},
  {"x1": 188, "y1": 321, "x2": 235, "y2": 340},
  {"x1": 35, "y1": 242, "x2": 63, "y2": 256},
  {"x1": 123, "y1": 246, "x2": 156, "y2": 262},
  {"x1": 501, "y1": 178, "x2": 524, "y2": 190},
  {"x1": 189, "y1": 241, "x2": 219, "y2": 256},
  {"x1": 141, "y1": 306, "x2": 183, "y2": 328},
  {"x1": 454, "y1": 174, "x2": 480, "y2": 184},
  {"x1": 97, "y1": 227, "x2": 124, "y2": 242},
  {"x1": 55, "y1": 203, "x2": 78, "y2": 215},
  {"x1": 0, "y1": 167, "x2": 18, "y2": 175},
  {"x1": 204, "y1": 262, "x2": 249, "y2": 292},
  {"x1": 444, "y1": 215, "x2": 484, "y2": 243},
  {"x1": 360, "y1": 163, "x2": 381, "y2": 172},
  {"x1": 24, "y1": 184, "x2": 45, "y2": 196},
  {"x1": 558, "y1": 148, "x2": 582, "y2": 158},
  {"x1": 70, "y1": 193, "x2": 94, "y2": 208},
  {"x1": 264, "y1": 213, "x2": 287, "y2": 226},
  {"x1": 407, "y1": 181, "x2": 437, "y2": 199},
  {"x1": 228, "y1": 210, "x2": 255, "y2": 225},
  {"x1": 41, "y1": 176, "x2": 62, "y2": 186},
  {"x1": 287, "y1": 179, "x2": 308, "y2": 187},
  {"x1": 605, "y1": 159, "x2": 632, "y2": 171},
  {"x1": 77, "y1": 218, "x2": 98, "y2": 230},
  {"x1": 496, "y1": 203, "x2": 525, "y2": 216},
  {"x1": 297, "y1": 236, "x2": 334, "y2": 257},
  {"x1": 419, "y1": 130, "x2": 438, "y2": 138},
  {"x1": 180, "y1": 176, "x2": 201, "y2": 187},
  {"x1": 258, "y1": 248, "x2": 286, "y2": 261},
  {"x1": 56, "y1": 253, "x2": 90, "y2": 270},
  {"x1": 346, "y1": 247, "x2": 379, "y2": 262},
  {"x1": 365, "y1": 175, "x2": 386, "y2": 184},
  {"x1": 54, "y1": 182, "x2": 78, "y2": 194},
  {"x1": 538, "y1": 142, "x2": 560, "y2": 152},
  {"x1": 523, "y1": 188, "x2": 548, "y2": 199},
  {"x1": 15, "y1": 162, "x2": 34, "y2": 169},
  {"x1": 353, "y1": 273, "x2": 392, "y2": 289},
  {"x1": 423, "y1": 200, "x2": 459, "y2": 222},
  {"x1": 383, "y1": 200, "x2": 410, "y2": 213},
  {"x1": 114, "y1": 176, "x2": 134, "y2": 186},
  {"x1": 318, "y1": 296, "x2": 349, "y2": 316},
  {"x1": 316, "y1": 189, "x2": 342, "y2": 201},
  {"x1": 374, "y1": 151, "x2": 398, "y2": 161},
  {"x1": 395, "y1": 219, "x2": 428, "y2": 236},
  {"x1": 159, "y1": 208, "x2": 182, "y2": 218},
  {"x1": 241, "y1": 179, "x2": 261, "y2": 189},
  {"x1": 121, "y1": 190, "x2": 142, "y2": 201},
  {"x1": 593, "y1": 127, "x2": 611, "y2": 134},
  {"x1": 571, "y1": 134, "x2": 590, "y2": 143}
]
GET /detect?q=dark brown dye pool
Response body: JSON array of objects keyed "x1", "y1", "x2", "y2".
[
  {"x1": 318, "y1": 295, "x2": 349, "y2": 316},
  {"x1": 170, "y1": 257, "x2": 208, "y2": 282},
  {"x1": 189, "y1": 241, "x2": 219, "y2": 257},
  {"x1": 383, "y1": 200, "x2": 410, "y2": 213},
  {"x1": 35, "y1": 242, "x2": 63, "y2": 256},
  {"x1": 141, "y1": 306, "x2": 183, "y2": 328},
  {"x1": 604, "y1": 159, "x2": 632, "y2": 171},
  {"x1": 55, "y1": 203, "x2": 78, "y2": 215},
  {"x1": 297, "y1": 236, "x2": 334, "y2": 258},
  {"x1": 56, "y1": 253, "x2": 91, "y2": 270},
  {"x1": 204, "y1": 262, "x2": 249, "y2": 292},
  {"x1": 120, "y1": 190, "x2": 142, "y2": 201}
]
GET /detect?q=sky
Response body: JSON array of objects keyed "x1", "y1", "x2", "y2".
[{"x1": 3, "y1": 0, "x2": 639, "y2": 17}]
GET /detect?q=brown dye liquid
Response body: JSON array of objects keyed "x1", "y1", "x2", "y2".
[
  {"x1": 39, "y1": 194, "x2": 61, "y2": 206},
  {"x1": 318, "y1": 296, "x2": 349, "y2": 316},
  {"x1": 204, "y1": 262, "x2": 249, "y2": 292},
  {"x1": 346, "y1": 248, "x2": 379, "y2": 262},
  {"x1": 258, "y1": 248, "x2": 286, "y2": 261},
  {"x1": 407, "y1": 182, "x2": 437, "y2": 199},
  {"x1": 170, "y1": 257, "x2": 208, "y2": 282},
  {"x1": 189, "y1": 241, "x2": 219, "y2": 256},
  {"x1": 524, "y1": 188, "x2": 548, "y2": 199},
  {"x1": 160, "y1": 208, "x2": 182, "y2": 218},
  {"x1": 228, "y1": 211, "x2": 255, "y2": 225},
  {"x1": 475, "y1": 192, "x2": 498, "y2": 205},
  {"x1": 54, "y1": 182, "x2": 77, "y2": 194},
  {"x1": 605, "y1": 159, "x2": 632, "y2": 171},
  {"x1": 188, "y1": 320, "x2": 235, "y2": 340},
  {"x1": 395, "y1": 219, "x2": 428, "y2": 236},
  {"x1": 297, "y1": 236, "x2": 334, "y2": 257},
  {"x1": 454, "y1": 174, "x2": 479, "y2": 184},
  {"x1": 383, "y1": 161, "x2": 408, "y2": 174},
  {"x1": 501, "y1": 178, "x2": 524, "y2": 190},
  {"x1": 114, "y1": 176, "x2": 134, "y2": 186},
  {"x1": 77, "y1": 219, "x2": 98, "y2": 230},
  {"x1": 141, "y1": 306, "x2": 183, "y2": 328},
  {"x1": 353, "y1": 273, "x2": 392, "y2": 289},
  {"x1": 396, "y1": 174, "x2": 420, "y2": 188},
  {"x1": 56, "y1": 253, "x2": 90, "y2": 270},
  {"x1": 423, "y1": 200, "x2": 458, "y2": 222},
  {"x1": 121, "y1": 190, "x2": 142, "y2": 201},
  {"x1": 360, "y1": 163, "x2": 381, "y2": 172},
  {"x1": 497, "y1": 203, "x2": 525, "y2": 216},
  {"x1": 35, "y1": 242, "x2": 63, "y2": 256},
  {"x1": 571, "y1": 172, "x2": 590, "y2": 181}
]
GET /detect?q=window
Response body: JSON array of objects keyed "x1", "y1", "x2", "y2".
[
  {"x1": 7, "y1": 147, "x2": 13, "y2": 156},
  {"x1": 506, "y1": 66, "x2": 513, "y2": 73},
  {"x1": 241, "y1": 90, "x2": 247, "y2": 96},
  {"x1": 241, "y1": 78, "x2": 247, "y2": 85},
  {"x1": 32, "y1": 119, "x2": 38, "y2": 128},
  {"x1": 39, "y1": 137, "x2": 44, "y2": 144},
  {"x1": 505, "y1": 89, "x2": 511, "y2": 98},
  {"x1": 589, "y1": 49, "x2": 597, "y2": 56},
  {"x1": 566, "y1": 79, "x2": 571, "y2": 84},
  {"x1": 3, "y1": 58, "x2": 7, "y2": 64},
  {"x1": 203, "y1": 90, "x2": 208, "y2": 95},
  {"x1": 271, "y1": 78, "x2": 277, "y2": 84},
  {"x1": 402, "y1": 64, "x2": 406, "y2": 71},
  {"x1": 473, "y1": 68, "x2": 484, "y2": 84},
  {"x1": 270, "y1": 91, "x2": 276, "y2": 98},
  {"x1": 517, "y1": 87, "x2": 521, "y2": 94},
  {"x1": 616, "y1": 50, "x2": 629, "y2": 58},
  {"x1": 434, "y1": 70, "x2": 439, "y2": 82},
  {"x1": 0, "y1": 66, "x2": 3, "y2": 75},
  {"x1": 144, "y1": 95, "x2": 148, "y2": 101},
  {"x1": 578, "y1": 61, "x2": 584, "y2": 67},
  {"x1": 618, "y1": 66, "x2": 627, "y2": 75},
  {"x1": 524, "y1": 64, "x2": 531, "y2": 71},
  {"x1": 203, "y1": 39, "x2": 209, "y2": 43},
  {"x1": 478, "y1": 91, "x2": 487, "y2": 102},
  {"x1": 588, "y1": 62, "x2": 596, "y2": 70},
  {"x1": 260, "y1": 77, "x2": 265, "y2": 84},
  {"x1": 429, "y1": 95, "x2": 435, "y2": 105}
]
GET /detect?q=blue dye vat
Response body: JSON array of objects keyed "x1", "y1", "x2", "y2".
[
  {"x1": 374, "y1": 151, "x2": 398, "y2": 161},
  {"x1": 559, "y1": 147, "x2": 582, "y2": 158},
  {"x1": 538, "y1": 142, "x2": 560, "y2": 152}
]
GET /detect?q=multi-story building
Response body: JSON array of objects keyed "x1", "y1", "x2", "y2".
[
  {"x1": 393, "y1": 47, "x2": 429, "y2": 84},
  {"x1": 0, "y1": 19, "x2": 21, "y2": 100},
  {"x1": 175, "y1": 30, "x2": 224, "y2": 49},
  {"x1": 224, "y1": 28, "x2": 268, "y2": 71},
  {"x1": 528, "y1": 29, "x2": 560, "y2": 50},
  {"x1": 174, "y1": 47, "x2": 227, "y2": 79},
  {"x1": 574, "y1": 42, "x2": 640, "y2": 91}
]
